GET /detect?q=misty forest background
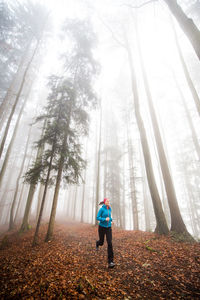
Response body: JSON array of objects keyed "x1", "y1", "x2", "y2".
[{"x1": 0, "y1": 0, "x2": 200, "y2": 244}]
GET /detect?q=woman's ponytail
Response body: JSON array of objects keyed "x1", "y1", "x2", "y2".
[{"x1": 99, "y1": 198, "x2": 108, "y2": 205}]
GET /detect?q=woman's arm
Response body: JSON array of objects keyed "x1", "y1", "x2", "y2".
[{"x1": 97, "y1": 208, "x2": 106, "y2": 222}]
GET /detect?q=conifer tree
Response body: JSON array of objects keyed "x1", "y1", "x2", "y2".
[{"x1": 24, "y1": 19, "x2": 99, "y2": 244}]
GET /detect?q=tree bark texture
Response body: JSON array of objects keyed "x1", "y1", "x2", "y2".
[
  {"x1": 0, "y1": 81, "x2": 33, "y2": 188},
  {"x1": 164, "y1": 0, "x2": 200, "y2": 60},
  {"x1": 0, "y1": 40, "x2": 39, "y2": 159},
  {"x1": 125, "y1": 37, "x2": 169, "y2": 235},
  {"x1": 173, "y1": 73, "x2": 200, "y2": 162},
  {"x1": 9, "y1": 124, "x2": 32, "y2": 230},
  {"x1": 95, "y1": 107, "x2": 102, "y2": 225},
  {"x1": 127, "y1": 116, "x2": 139, "y2": 230},
  {"x1": 135, "y1": 22, "x2": 188, "y2": 234},
  {"x1": 171, "y1": 17, "x2": 200, "y2": 118},
  {"x1": 20, "y1": 121, "x2": 46, "y2": 232},
  {"x1": 32, "y1": 150, "x2": 54, "y2": 246}
]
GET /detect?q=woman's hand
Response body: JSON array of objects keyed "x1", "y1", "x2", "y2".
[{"x1": 106, "y1": 217, "x2": 110, "y2": 221}]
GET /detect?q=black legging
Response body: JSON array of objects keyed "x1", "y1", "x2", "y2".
[{"x1": 96, "y1": 225, "x2": 114, "y2": 263}]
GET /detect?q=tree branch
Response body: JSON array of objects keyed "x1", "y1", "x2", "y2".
[
  {"x1": 123, "y1": 0, "x2": 158, "y2": 9},
  {"x1": 97, "y1": 14, "x2": 126, "y2": 49},
  {"x1": 83, "y1": 1, "x2": 126, "y2": 48}
]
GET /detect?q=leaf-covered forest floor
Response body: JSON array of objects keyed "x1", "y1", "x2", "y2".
[{"x1": 0, "y1": 222, "x2": 199, "y2": 299}]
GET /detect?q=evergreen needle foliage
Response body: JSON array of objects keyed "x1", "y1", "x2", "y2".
[{"x1": 25, "y1": 18, "x2": 99, "y2": 187}]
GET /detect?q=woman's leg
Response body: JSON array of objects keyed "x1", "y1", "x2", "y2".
[
  {"x1": 106, "y1": 227, "x2": 114, "y2": 263},
  {"x1": 96, "y1": 225, "x2": 105, "y2": 247}
]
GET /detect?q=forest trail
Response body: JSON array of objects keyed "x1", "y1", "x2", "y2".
[{"x1": 0, "y1": 222, "x2": 199, "y2": 299}]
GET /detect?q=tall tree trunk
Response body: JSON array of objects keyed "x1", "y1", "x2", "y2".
[
  {"x1": 80, "y1": 140, "x2": 88, "y2": 223},
  {"x1": 173, "y1": 73, "x2": 200, "y2": 161},
  {"x1": 127, "y1": 115, "x2": 138, "y2": 230},
  {"x1": 118, "y1": 197, "x2": 122, "y2": 228},
  {"x1": 122, "y1": 138, "x2": 126, "y2": 229},
  {"x1": 14, "y1": 183, "x2": 26, "y2": 224},
  {"x1": 150, "y1": 118, "x2": 170, "y2": 225},
  {"x1": 66, "y1": 187, "x2": 72, "y2": 217},
  {"x1": 14, "y1": 147, "x2": 35, "y2": 224},
  {"x1": 142, "y1": 174, "x2": 151, "y2": 232},
  {"x1": 164, "y1": 0, "x2": 200, "y2": 60},
  {"x1": 36, "y1": 184, "x2": 44, "y2": 222},
  {"x1": 9, "y1": 125, "x2": 32, "y2": 231},
  {"x1": 95, "y1": 106, "x2": 102, "y2": 225},
  {"x1": 73, "y1": 186, "x2": 78, "y2": 220},
  {"x1": 103, "y1": 149, "x2": 108, "y2": 197},
  {"x1": 0, "y1": 81, "x2": 33, "y2": 187},
  {"x1": 80, "y1": 181, "x2": 86, "y2": 223},
  {"x1": 20, "y1": 185, "x2": 36, "y2": 231},
  {"x1": 32, "y1": 149, "x2": 54, "y2": 246},
  {"x1": 139, "y1": 143, "x2": 151, "y2": 231},
  {"x1": 0, "y1": 40, "x2": 39, "y2": 159},
  {"x1": 63, "y1": 189, "x2": 68, "y2": 216},
  {"x1": 171, "y1": 17, "x2": 200, "y2": 117},
  {"x1": 103, "y1": 127, "x2": 108, "y2": 198},
  {"x1": 20, "y1": 121, "x2": 46, "y2": 232},
  {"x1": 157, "y1": 162, "x2": 170, "y2": 225},
  {"x1": 43, "y1": 188, "x2": 52, "y2": 218},
  {"x1": 125, "y1": 37, "x2": 169, "y2": 235},
  {"x1": 0, "y1": 39, "x2": 32, "y2": 123},
  {"x1": 45, "y1": 105, "x2": 72, "y2": 241},
  {"x1": 92, "y1": 175, "x2": 96, "y2": 224},
  {"x1": 184, "y1": 173, "x2": 199, "y2": 237},
  {"x1": 135, "y1": 23, "x2": 189, "y2": 235},
  {"x1": 45, "y1": 148, "x2": 66, "y2": 241},
  {"x1": 0, "y1": 155, "x2": 19, "y2": 223}
]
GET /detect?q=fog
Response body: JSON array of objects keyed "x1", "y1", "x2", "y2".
[{"x1": 0, "y1": 0, "x2": 200, "y2": 239}]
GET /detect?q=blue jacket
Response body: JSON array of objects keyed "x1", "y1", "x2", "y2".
[{"x1": 97, "y1": 205, "x2": 112, "y2": 228}]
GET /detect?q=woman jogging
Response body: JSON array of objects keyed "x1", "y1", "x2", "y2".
[{"x1": 96, "y1": 198, "x2": 115, "y2": 268}]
